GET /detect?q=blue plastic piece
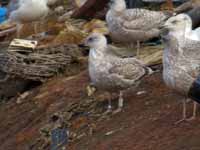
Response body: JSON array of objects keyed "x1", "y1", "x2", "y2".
[
  {"x1": 51, "y1": 128, "x2": 68, "y2": 150},
  {"x1": 0, "y1": 7, "x2": 7, "y2": 23}
]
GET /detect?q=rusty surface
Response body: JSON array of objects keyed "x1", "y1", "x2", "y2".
[
  {"x1": 0, "y1": 70, "x2": 200, "y2": 149},
  {"x1": 0, "y1": 71, "x2": 89, "y2": 149}
]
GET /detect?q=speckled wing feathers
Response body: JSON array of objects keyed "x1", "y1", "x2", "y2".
[
  {"x1": 121, "y1": 9, "x2": 169, "y2": 30},
  {"x1": 109, "y1": 58, "x2": 146, "y2": 82},
  {"x1": 180, "y1": 39, "x2": 200, "y2": 78}
]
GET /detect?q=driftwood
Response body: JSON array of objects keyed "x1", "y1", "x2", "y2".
[
  {"x1": 0, "y1": 27, "x2": 16, "y2": 37},
  {"x1": 187, "y1": 6, "x2": 200, "y2": 28},
  {"x1": 175, "y1": 1, "x2": 194, "y2": 13},
  {"x1": 175, "y1": 1, "x2": 200, "y2": 28},
  {"x1": 0, "y1": 44, "x2": 82, "y2": 82},
  {"x1": 71, "y1": 0, "x2": 109, "y2": 19}
]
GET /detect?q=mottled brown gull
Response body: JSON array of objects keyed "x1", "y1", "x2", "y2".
[
  {"x1": 85, "y1": 33, "x2": 152, "y2": 114},
  {"x1": 161, "y1": 14, "x2": 200, "y2": 123},
  {"x1": 106, "y1": 0, "x2": 171, "y2": 55},
  {"x1": 8, "y1": 0, "x2": 49, "y2": 37}
]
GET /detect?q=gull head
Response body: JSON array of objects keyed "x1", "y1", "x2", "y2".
[
  {"x1": 84, "y1": 33, "x2": 107, "y2": 50},
  {"x1": 162, "y1": 14, "x2": 192, "y2": 36},
  {"x1": 109, "y1": 0, "x2": 126, "y2": 12}
]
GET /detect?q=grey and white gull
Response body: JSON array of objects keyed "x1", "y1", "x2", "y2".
[
  {"x1": 8, "y1": 0, "x2": 49, "y2": 37},
  {"x1": 173, "y1": 14, "x2": 200, "y2": 41},
  {"x1": 85, "y1": 33, "x2": 152, "y2": 114},
  {"x1": 106, "y1": 0, "x2": 172, "y2": 55},
  {"x1": 161, "y1": 14, "x2": 200, "y2": 123}
]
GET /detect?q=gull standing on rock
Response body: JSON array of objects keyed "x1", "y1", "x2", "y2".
[
  {"x1": 8, "y1": 0, "x2": 49, "y2": 37},
  {"x1": 85, "y1": 33, "x2": 152, "y2": 114},
  {"x1": 106, "y1": 0, "x2": 172, "y2": 56},
  {"x1": 161, "y1": 14, "x2": 200, "y2": 123}
]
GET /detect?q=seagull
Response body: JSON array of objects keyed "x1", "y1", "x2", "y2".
[
  {"x1": 161, "y1": 14, "x2": 200, "y2": 123},
  {"x1": 164, "y1": 14, "x2": 200, "y2": 41},
  {"x1": 85, "y1": 33, "x2": 152, "y2": 114},
  {"x1": 7, "y1": 0, "x2": 49, "y2": 37},
  {"x1": 106, "y1": 0, "x2": 172, "y2": 56}
]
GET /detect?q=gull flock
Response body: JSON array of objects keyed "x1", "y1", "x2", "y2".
[
  {"x1": 7, "y1": 0, "x2": 200, "y2": 123},
  {"x1": 88, "y1": 0, "x2": 200, "y2": 122}
]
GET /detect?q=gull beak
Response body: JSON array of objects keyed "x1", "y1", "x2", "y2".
[
  {"x1": 160, "y1": 26, "x2": 170, "y2": 37},
  {"x1": 159, "y1": 25, "x2": 166, "y2": 30},
  {"x1": 108, "y1": 0, "x2": 114, "y2": 7},
  {"x1": 78, "y1": 38, "x2": 88, "y2": 48},
  {"x1": 159, "y1": 23, "x2": 171, "y2": 29}
]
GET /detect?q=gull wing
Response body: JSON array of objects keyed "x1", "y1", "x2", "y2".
[
  {"x1": 121, "y1": 9, "x2": 170, "y2": 30},
  {"x1": 179, "y1": 38, "x2": 200, "y2": 78},
  {"x1": 108, "y1": 58, "x2": 147, "y2": 82}
]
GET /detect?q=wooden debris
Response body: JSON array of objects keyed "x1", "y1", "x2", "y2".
[
  {"x1": 0, "y1": 23, "x2": 17, "y2": 37},
  {"x1": 0, "y1": 44, "x2": 82, "y2": 82},
  {"x1": 175, "y1": 1, "x2": 193, "y2": 13},
  {"x1": 71, "y1": 0, "x2": 109, "y2": 19},
  {"x1": 53, "y1": 22, "x2": 87, "y2": 45},
  {"x1": 0, "y1": 26, "x2": 16, "y2": 37},
  {"x1": 75, "y1": 0, "x2": 87, "y2": 7},
  {"x1": 9, "y1": 39, "x2": 38, "y2": 49},
  {"x1": 83, "y1": 19, "x2": 109, "y2": 34},
  {"x1": 175, "y1": 1, "x2": 200, "y2": 28}
]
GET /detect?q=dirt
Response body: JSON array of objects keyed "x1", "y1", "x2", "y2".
[
  {"x1": 0, "y1": 69, "x2": 200, "y2": 150},
  {"x1": 68, "y1": 72, "x2": 200, "y2": 150}
]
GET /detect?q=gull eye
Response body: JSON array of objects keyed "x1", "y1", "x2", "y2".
[
  {"x1": 171, "y1": 20, "x2": 178, "y2": 24},
  {"x1": 88, "y1": 37, "x2": 94, "y2": 42},
  {"x1": 183, "y1": 17, "x2": 188, "y2": 20},
  {"x1": 88, "y1": 36, "x2": 98, "y2": 42}
]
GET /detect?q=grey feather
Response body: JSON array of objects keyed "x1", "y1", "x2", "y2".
[{"x1": 106, "y1": 0, "x2": 171, "y2": 44}]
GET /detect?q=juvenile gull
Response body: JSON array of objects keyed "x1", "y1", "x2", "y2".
[
  {"x1": 173, "y1": 14, "x2": 200, "y2": 41},
  {"x1": 85, "y1": 33, "x2": 152, "y2": 114},
  {"x1": 8, "y1": 0, "x2": 49, "y2": 37},
  {"x1": 106, "y1": 0, "x2": 172, "y2": 55},
  {"x1": 161, "y1": 14, "x2": 200, "y2": 123}
]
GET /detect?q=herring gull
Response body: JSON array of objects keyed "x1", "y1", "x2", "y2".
[
  {"x1": 106, "y1": 0, "x2": 172, "y2": 56},
  {"x1": 173, "y1": 14, "x2": 200, "y2": 41},
  {"x1": 161, "y1": 14, "x2": 200, "y2": 123},
  {"x1": 8, "y1": 0, "x2": 49, "y2": 37},
  {"x1": 85, "y1": 33, "x2": 152, "y2": 114}
]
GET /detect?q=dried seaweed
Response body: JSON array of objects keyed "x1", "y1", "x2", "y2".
[{"x1": 0, "y1": 44, "x2": 81, "y2": 82}]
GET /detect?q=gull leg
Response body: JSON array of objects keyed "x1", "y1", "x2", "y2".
[
  {"x1": 112, "y1": 91, "x2": 123, "y2": 115},
  {"x1": 175, "y1": 99, "x2": 187, "y2": 124},
  {"x1": 108, "y1": 98, "x2": 112, "y2": 111},
  {"x1": 16, "y1": 23, "x2": 23, "y2": 38},
  {"x1": 103, "y1": 98, "x2": 112, "y2": 115},
  {"x1": 187, "y1": 101, "x2": 197, "y2": 121},
  {"x1": 34, "y1": 22, "x2": 39, "y2": 34},
  {"x1": 136, "y1": 41, "x2": 140, "y2": 57},
  {"x1": 130, "y1": 43, "x2": 134, "y2": 49}
]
